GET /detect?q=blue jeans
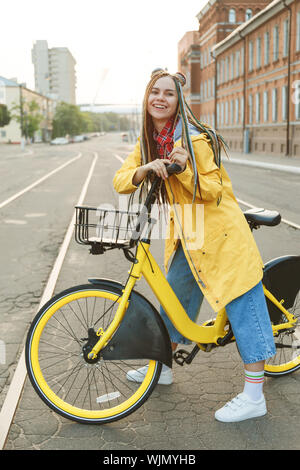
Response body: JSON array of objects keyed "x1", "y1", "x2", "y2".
[{"x1": 160, "y1": 244, "x2": 276, "y2": 364}]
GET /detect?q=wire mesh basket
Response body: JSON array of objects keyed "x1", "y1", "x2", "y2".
[{"x1": 75, "y1": 205, "x2": 141, "y2": 253}]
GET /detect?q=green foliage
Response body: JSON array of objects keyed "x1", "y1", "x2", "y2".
[
  {"x1": 10, "y1": 99, "x2": 43, "y2": 139},
  {"x1": 52, "y1": 102, "x2": 88, "y2": 138},
  {"x1": 0, "y1": 104, "x2": 11, "y2": 127},
  {"x1": 52, "y1": 103, "x2": 132, "y2": 138}
]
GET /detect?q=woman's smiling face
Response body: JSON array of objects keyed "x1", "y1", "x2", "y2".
[{"x1": 147, "y1": 76, "x2": 178, "y2": 131}]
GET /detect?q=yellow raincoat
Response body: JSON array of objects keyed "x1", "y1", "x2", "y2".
[{"x1": 113, "y1": 132, "x2": 264, "y2": 313}]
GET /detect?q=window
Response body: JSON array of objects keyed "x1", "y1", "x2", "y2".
[
  {"x1": 241, "y1": 46, "x2": 245, "y2": 74},
  {"x1": 230, "y1": 99, "x2": 234, "y2": 125},
  {"x1": 256, "y1": 37, "x2": 261, "y2": 69},
  {"x1": 245, "y1": 9, "x2": 252, "y2": 21},
  {"x1": 225, "y1": 101, "x2": 229, "y2": 125},
  {"x1": 283, "y1": 19, "x2": 289, "y2": 57},
  {"x1": 282, "y1": 85, "x2": 288, "y2": 121},
  {"x1": 297, "y1": 11, "x2": 300, "y2": 51},
  {"x1": 229, "y1": 9, "x2": 236, "y2": 23},
  {"x1": 236, "y1": 50, "x2": 240, "y2": 77},
  {"x1": 231, "y1": 53, "x2": 235, "y2": 79},
  {"x1": 248, "y1": 95, "x2": 253, "y2": 124},
  {"x1": 235, "y1": 98, "x2": 239, "y2": 124},
  {"x1": 226, "y1": 56, "x2": 229, "y2": 82},
  {"x1": 255, "y1": 93, "x2": 260, "y2": 123},
  {"x1": 249, "y1": 41, "x2": 254, "y2": 72},
  {"x1": 272, "y1": 88, "x2": 278, "y2": 121},
  {"x1": 263, "y1": 91, "x2": 269, "y2": 122},
  {"x1": 264, "y1": 32, "x2": 270, "y2": 65},
  {"x1": 273, "y1": 25, "x2": 279, "y2": 61},
  {"x1": 241, "y1": 96, "x2": 244, "y2": 124},
  {"x1": 221, "y1": 59, "x2": 225, "y2": 84},
  {"x1": 221, "y1": 102, "x2": 224, "y2": 126}
]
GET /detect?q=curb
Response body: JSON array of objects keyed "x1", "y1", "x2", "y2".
[{"x1": 224, "y1": 157, "x2": 300, "y2": 174}]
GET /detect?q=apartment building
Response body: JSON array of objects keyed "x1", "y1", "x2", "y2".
[
  {"x1": 178, "y1": 0, "x2": 300, "y2": 156},
  {"x1": 0, "y1": 76, "x2": 55, "y2": 143},
  {"x1": 32, "y1": 40, "x2": 76, "y2": 105}
]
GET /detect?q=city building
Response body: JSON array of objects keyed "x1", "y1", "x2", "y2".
[
  {"x1": 32, "y1": 40, "x2": 76, "y2": 105},
  {"x1": 0, "y1": 76, "x2": 55, "y2": 143},
  {"x1": 178, "y1": 0, "x2": 300, "y2": 156}
]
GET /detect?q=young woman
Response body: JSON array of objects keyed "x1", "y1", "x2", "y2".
[{"x1": 113, "y1": 69, "x2": 276, "y2": 423}]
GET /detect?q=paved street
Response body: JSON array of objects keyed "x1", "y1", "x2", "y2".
[{"x1": 0, "y1": 134, "x2": 299, "y2": 451}]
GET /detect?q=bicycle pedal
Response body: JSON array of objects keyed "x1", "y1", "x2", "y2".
[
  {"x1": 173, "y1": 349, "x2": 189, "y2": 366},
  {"x1": 173, "y1": 345, "x2": 201, "y2": 366}
]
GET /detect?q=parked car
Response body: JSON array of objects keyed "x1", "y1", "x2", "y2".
[
  {"x1": 72, "y1": 135, "x2": 85, "y2": 143},
  {"x1": 50, "y1": 137, "x2": 69, "y2": 145}
]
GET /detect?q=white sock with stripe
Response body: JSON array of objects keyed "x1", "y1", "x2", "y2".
[{"x1": 243, "y1": 369, "x2": 264, "y2": 402}]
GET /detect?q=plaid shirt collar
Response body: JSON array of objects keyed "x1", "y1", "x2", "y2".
[{"x1": 153, "y1": 117, "x2": 177, "y2": 158}]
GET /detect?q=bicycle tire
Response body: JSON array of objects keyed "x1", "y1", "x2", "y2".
[
  {"x1": 25, "y1": 284, "x2": 162, "y2": 424},
  {"x1": 265, "y1": 287, "x2": 300, "y2": 377}
]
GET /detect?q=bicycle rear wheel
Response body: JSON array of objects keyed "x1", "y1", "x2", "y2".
[
  {"x1": 25, "y1": 284, "x2": 162, "y2": 424},
  {"x1": 265, "y1": 288, "x2": 300, "y2": 377}
]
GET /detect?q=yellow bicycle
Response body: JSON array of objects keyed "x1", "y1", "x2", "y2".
[{"x1": 25, "y1": 164, "x2": 300, "y2": 424}]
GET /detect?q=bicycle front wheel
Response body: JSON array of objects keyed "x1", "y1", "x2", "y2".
[
  {"x1": 265, "y1": 287, "x2": 300, "y2": 377},
  {"x1": 25, "y1": 284, "x2": 162, "y2": 424}
]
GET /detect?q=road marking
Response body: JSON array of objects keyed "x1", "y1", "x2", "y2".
[
  {"x1": 0, "y1": 153, "x2": 82, "y2": 209},
  {"x1": 3, "y1": 219, "x2": 27, "y2": 225},
  {"x1": 113, "y1": 154, "x2": 125, "y2": 164},
  {"x1": 226, "y1": 157, "x2": 300, "y2": 175},
  {"x1": 0, "y1": 153, "x2": 98, "y2": 450}
]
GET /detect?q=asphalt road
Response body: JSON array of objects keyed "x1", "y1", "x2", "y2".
[{"x1": 0, "y1": 134, "x2": 299, "y2": 451}]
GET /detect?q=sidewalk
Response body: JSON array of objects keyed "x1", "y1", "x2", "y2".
[{"x1": 224, "y1": 150, "x2": 300, "y2": 173}]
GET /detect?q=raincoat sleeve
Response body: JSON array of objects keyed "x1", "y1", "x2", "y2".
[
  {"x1": 174, "y1": 136, "x2": 223, "y2": 202},
  {"x1": 113, "y1": 140, "x2": 143, "y2": 194}
]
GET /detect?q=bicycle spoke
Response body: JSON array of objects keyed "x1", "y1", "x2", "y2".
[{"x1": 28, "y1": 287, "x2": 160, "y2": 422}]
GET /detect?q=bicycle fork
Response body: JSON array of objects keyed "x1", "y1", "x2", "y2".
[{"x1": 87, "y1": 250, "x2": 144, "y2": 361}]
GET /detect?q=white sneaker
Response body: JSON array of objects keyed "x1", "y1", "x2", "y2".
[
  {"x1": 126, "y1": 365, "x2": 173, "y2": 385},
  {"x1": 215, "y1": 392, "x2": 267, "y2": 423}
]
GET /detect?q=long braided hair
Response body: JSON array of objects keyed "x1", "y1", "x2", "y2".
[{"x1": 132, "y1": 69, "x2": 228, "y2": 210}]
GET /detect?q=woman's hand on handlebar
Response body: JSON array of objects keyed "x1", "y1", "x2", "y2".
[
  {"x1": 144, "y1": 159, "x2": 170, "y2": 180},
  {"x1": 169, "y1": 147, "x2": 188, "y2": 172}
]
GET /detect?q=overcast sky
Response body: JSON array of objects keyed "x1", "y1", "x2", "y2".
[{"x1": 1, "y1": 0, "x2": 206, "y2": 105}]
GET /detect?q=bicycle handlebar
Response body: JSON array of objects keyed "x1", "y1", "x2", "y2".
[
  {"x1": 165, "y1": 162, "x2": 182, "y2": 175},
  {"x1": 129, "y1": 162, "x2": 183, "y2": 248}
]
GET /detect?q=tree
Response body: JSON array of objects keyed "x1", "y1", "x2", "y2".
[
  {"x1": 0, "y1": 104, "x2": 11, "y2": 127},
  {"x1": 52, "y1": 102, "x2": 88, "y2": 138},
  {"x1": 11, "y1": 100, "x2": 43, "y2": 140}
]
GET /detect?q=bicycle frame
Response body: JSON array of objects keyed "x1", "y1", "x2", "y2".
[{"x1": 87, "y1": 239, "x2": 297, "y2": 361}]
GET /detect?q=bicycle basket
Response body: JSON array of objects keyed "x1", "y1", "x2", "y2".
[{"x1": 75, "y1": 205, "x2": 141, "y2": 252}]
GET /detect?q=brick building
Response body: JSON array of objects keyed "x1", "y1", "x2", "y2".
[{"x1": 178, "y1": 0, "x2": 300, "y2": 156}]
